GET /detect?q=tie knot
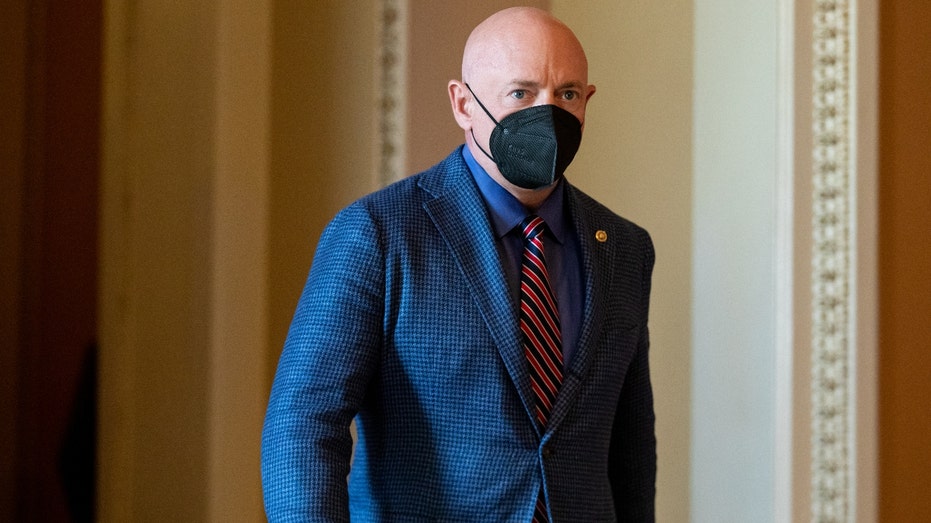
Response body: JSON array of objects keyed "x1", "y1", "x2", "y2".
[{"x1": 520, "y1": 215, "x2": 546, "y2": 241}]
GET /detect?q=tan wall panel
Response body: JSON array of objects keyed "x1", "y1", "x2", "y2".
[
  {"x1": 267, "y1": 1, "x2": 379, "y2": 378},
  {"x1": 99, "y1": 1, "x2": 216, "y2": 517},
  {"x1": 209, "y1": 0, "x2": 272, "y2": 520}
]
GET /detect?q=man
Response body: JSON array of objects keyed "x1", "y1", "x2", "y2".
[{"x1": 262, "y1": 7, "x2": 656, "y2": 522}]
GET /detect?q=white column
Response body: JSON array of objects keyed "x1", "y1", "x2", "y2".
[{"x1": 691, "y1": 0, "x2": 783, "y2": 519}]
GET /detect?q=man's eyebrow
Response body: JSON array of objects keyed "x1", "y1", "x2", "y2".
[
  {"x1": 556, "y1": 81, "x2": 585, "y2": 91},
  {"x1": 506, "y1": 80, "x2": 585, "y2": 91}
]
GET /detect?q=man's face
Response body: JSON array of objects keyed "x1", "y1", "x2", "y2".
[
  {"x1": 465, "y1": 24, "x2": 595, "y2": 153},
  {"x1": 449, "y1": 10, "x2": 596, "y2": 201}
]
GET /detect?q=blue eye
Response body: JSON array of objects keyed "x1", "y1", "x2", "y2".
[
  {"x1": 511, "y1": 90, "x2": 526, "y2": 99},
  {"x1": 563, "y1": 91, "x2": 577, "y2": 101}
]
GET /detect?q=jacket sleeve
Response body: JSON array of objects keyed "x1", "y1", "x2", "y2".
[
  {"x1": 261, "y1": 204, "x2": 384, "y2": 522},
  {"x1": 608, "y1": 228, "x2": 657, "y2": 522}
]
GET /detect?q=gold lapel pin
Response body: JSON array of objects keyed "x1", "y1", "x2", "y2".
[{"x1": 595, "y1": 230, "x2": 608, "y2": 243}]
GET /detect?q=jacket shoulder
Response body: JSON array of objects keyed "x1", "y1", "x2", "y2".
[
  {"x1": 354, "y1": 146, "x2": 468, "y2": 209},
  {"x1": 567, "y1": 184, "x2": 653, "y2": 248}
]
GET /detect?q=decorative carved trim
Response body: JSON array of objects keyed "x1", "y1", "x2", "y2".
[
  {"x1": 810, "y1": 0, "x2": 853, "y2": 520},
  {"x1": 377, "y1": 0, "x2": 407, "y2": 187}
]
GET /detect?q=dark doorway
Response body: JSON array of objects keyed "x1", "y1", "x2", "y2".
[{"x1": 1, "y1": 1, "x2": 102, "y2": 521}]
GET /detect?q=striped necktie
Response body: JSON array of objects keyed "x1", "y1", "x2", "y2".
[
  {"x1": 520, "y1": 215, "x2": 563, "y2": 523},
  {"x1": 520, "y1": 215, "x2": 564, "y2": 426}
]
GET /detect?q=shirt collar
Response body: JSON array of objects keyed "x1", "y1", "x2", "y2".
[{"x1": 462, "y1": 145, "x2": 567, "y2": 244}]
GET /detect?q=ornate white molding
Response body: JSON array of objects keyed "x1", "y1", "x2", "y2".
[
  {"x1": 377, "y1": 0, "x2": 407, "y2": 187},
  {"x1": 810, "y1": 0, "x2": 854, "y2": 520}
]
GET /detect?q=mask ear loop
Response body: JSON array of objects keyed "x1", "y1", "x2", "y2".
[{"x1": 464, "y1": 83, "x2": 499, "y2": 164}]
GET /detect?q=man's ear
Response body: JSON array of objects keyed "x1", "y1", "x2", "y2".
[{"x1": 448, "y1": 80, "x2": 472, "y2": 131}]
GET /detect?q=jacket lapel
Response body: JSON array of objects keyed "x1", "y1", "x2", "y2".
[
  {"x1": 544, "y1": 184, "x2": 617, "y2": 434},
  {"x1": 419, "y1": 151, "x2": 540, "y2": 423}
]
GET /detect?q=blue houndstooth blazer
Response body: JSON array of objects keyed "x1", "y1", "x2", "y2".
[{"x1": 262, "y1": 146, "x2": 656, "y2": 522}]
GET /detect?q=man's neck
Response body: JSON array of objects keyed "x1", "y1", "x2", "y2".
[{"x1": 464, "y1": 142, "x2": 558, "y2": 211}]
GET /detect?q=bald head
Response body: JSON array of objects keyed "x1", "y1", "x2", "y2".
[{"x1": 462, "y1": 7, "x2": 588, "y2": 84}]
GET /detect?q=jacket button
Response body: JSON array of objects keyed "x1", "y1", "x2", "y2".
[{"x1": 541, "y1": 445, "x2": 554, "y2": 458}]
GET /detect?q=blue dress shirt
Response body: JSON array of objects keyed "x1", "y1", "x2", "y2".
[{"x1": 462, "y1": 146, "x2": 583, "y2": 366}]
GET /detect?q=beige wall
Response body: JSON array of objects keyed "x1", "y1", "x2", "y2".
[{"x1": 553, "y1": 3, "x2": 693, "y2": 521}]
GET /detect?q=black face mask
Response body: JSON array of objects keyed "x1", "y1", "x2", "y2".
[{"x1": 466, "y1": 83, "x2": 583, "y2": 190}]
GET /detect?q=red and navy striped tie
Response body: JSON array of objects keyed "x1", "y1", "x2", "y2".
[{"x1": 520, "y1": 215, "x2": 563, "y2": 523}]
